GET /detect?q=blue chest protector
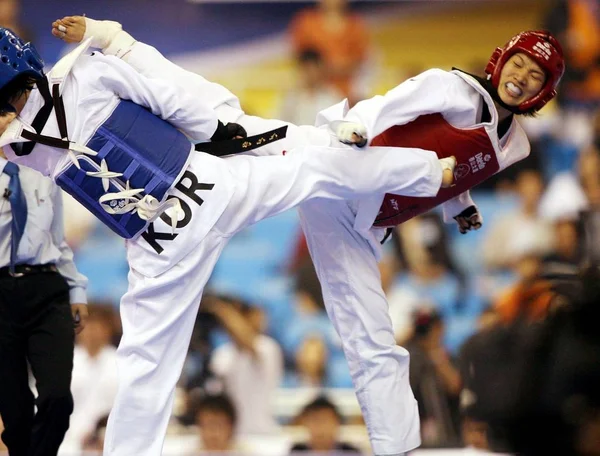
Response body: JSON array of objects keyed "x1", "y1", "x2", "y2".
[{"x1": 56, "y1": 101, "x2": 192, "y2": 239}]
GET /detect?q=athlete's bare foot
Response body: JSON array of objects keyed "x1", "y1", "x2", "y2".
[
  {"x1": 439, "y1": 156, "x2": 456, "y2": 188},
  {"x1": 51, "y1": 16, "x2": 86, "y2": 44}
]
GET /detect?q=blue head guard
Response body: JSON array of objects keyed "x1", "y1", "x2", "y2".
[{"x1": 0, "y1": 28, "x2": 44, "y2": 90}]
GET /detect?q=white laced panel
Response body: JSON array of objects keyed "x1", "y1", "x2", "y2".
[{"x1": 67, "y1": 142, "x2": 183, "y2": 232}]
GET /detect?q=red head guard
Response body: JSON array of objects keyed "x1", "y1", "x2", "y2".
[{"x1": 485, "y1": 30, "x2": 565, "y2": 112}]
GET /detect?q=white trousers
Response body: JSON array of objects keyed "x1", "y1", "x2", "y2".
[
  {"x1": 300, "y1": 199, "x2": 421, "y2": 455},
  {"x1": 103, "y1": 140, "x2": 441, "y2": 455},
  {"x1": 107, "y1": 41, "x2": 436, "y2": 455}
]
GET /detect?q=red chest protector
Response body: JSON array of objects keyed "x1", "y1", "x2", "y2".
[{"x1": 372, "y1": 113, "x2": 498, "y2": 227}]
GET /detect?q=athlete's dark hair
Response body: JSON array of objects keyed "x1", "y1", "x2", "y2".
[{"x1": 0, "y1": 73, "x2": 37, "y2": 114}]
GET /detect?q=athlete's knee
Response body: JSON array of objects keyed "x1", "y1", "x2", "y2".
[
  {"x1": 344, "y1": 336, "x2": 410, "y2": 374},
  {"x1": 346, "y1": 329, "x2": 401, "y2": 355}
]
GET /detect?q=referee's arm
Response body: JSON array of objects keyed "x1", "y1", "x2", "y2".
[{"x1": 50, "y1": 184, "x2": 89, "y2": 331}]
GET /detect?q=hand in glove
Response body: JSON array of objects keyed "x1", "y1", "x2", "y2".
[
  {"x1": 211, "y1": 121, "x2": 247, "y2": 141},
  {"x1": 453, "y1": 205, "x2": 483, "y2": 234},
  {"x1": 335, "y1": 121, "x2": 368, "y2": 147}
]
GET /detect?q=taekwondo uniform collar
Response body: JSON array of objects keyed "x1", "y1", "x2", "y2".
[
  {"x1": 47, "y1": 37, "x2": 93, "y2": 93},
  {"x1": 0, "y1": 38, "x2": 93, "y2": 151},
  {"x1": 449, "y1": 69, "x2": 504, "y2": 152},
  {"x1": 452, "y1": 68, "x2": 516, "y2": 141},
  {"x1": 451, "y1": 68, "x2": 530, "y2": 173}
]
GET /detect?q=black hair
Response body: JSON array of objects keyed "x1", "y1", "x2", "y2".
[
  {"x1": 413, "y1": 308, "x2": 443, "y2": 338},
  {"x1": 297, "y1": 49, "x2": 323, "y2": 65},
  {"x1": 294, "y1": 259, "x2": 325, "y2": 311},
  {"x1": 462, "y1": 265, "x2": 600, "y2": 454},
  {"x1": 301, "y1": 395, "x2": 343, "y2": 422},
  {"x1": 82, "y1": 414, "x2": 110, "y2": 448},
  {"x1": 0, "y1": 73, "x2": 38, "y2": 114},
  {"x1": 196, "y1": 393, "x2": 237, "y2": 427}
]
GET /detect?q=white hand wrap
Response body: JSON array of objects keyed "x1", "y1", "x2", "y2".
[{"x1": 84, "y1": 18, "x2": 136, "y2": 60}]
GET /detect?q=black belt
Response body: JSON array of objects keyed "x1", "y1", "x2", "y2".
[
  {"x1": 195, "y1": 125, "x2": 288, "y2": 157},
  {"x1": 0, "y1": 263, "x2": 58, "y2": 278}
]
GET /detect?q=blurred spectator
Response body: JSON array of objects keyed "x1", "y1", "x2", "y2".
[
  {"x1": 539, "y1": 162, "x2": 586, "y2": 273},
  {"x1": 181, "y1": 300, "x2": 222, "y2": 397},
  {"x1": 289, "y1": 0, "x2": 369, "y2": 101},
  {"x1": 194, "y1": 394, "x2": 239, "y2": 454},
  {"x1": 575, "y1": 119, "x2": 600, "y2": 263},
  {"x1": 388, "y1": 214, "x2": 466, "y2": 352},
  {"x1": 379, "y1": 250, "x2": 422, "y2": 343},
  {"x1": 288, "y1": 335, "x2": 328, "y2": 388},
  {"x1": 458, "y1": 266, "x2": 600, "y2": 455},
  {"x1": 473, "y1": 306, "x2": 500, "y2": 332},
  {"x1": 287, "y1": 232, "x2": 310, "y2": 274},
  {"x1": 207, "y1": 297, "x2": 283, "y2": 435},
  {"x1": 544, "y1": 0, "x2": 600, "y2": 106},
  {"x1": 60, "y1": 304, "x2": 119, "y2": 453},
  {"x1": 457, "y1": 307, "x2": 503, "y2": 451},
  {"x1": 404, "y1": 309, "x2": 462, "y2": 448},
  {"x1": 457, "y1": 321, "x2": 511, "y2": 452},
  {"x1": 582, "y1": 141, "x2": 600, "y2": 263},
  {"x1": 525, "y1": 1, "x2": 599, "y2": 181},
  {"x1": 579, "y1": 120, "x2": 600, "y2": 207},
  {"x1": 491, "y1": 171, "x2": 580, "y2": 324},
  {"x1": 539, "y1": 171, "x2": 588, "y2": 223},
  {"x1": 493, "y1": 253, "x2": 555, "y2": 325},
  {"x1": 539, "y1": 117, "x2": 600, "y2": 266},
  {"x1": 460, "y1": 417, "x2": 490, "y2": 451},
  {"x1": 0, "y1": 0, "x2": 31, "y2": 42},
  {"x1": 294, "y1": 259, "x2": 325, "y2": 314},
  {"x1": 542, "y1": 218, "x2": 581, "y2": 270},
  {"x1": 525, "y1": 114, "x2": 588, "y2": 180},
  {"x1": 290, "y1": 395, "x2": 361, "y2": 454},
  {"x1": 80, "y1": 414, "x2": 108, "y2": 453},
  {"x1": 483, "y1": 170, "x2": 554, "y2": 271},
  {"x1": 61, "y1": 191, "x2": 98, "y2": 251},
  {"x1": 393, "y1": 214, "x2": 465, "y2": 311},
  {"x1": 283, "y1": 260, "x2": 351, "y2": 388},
  {"x1": 280, "y1": 49, "x2": 344, "y2": 126},
  {"x1": 0, "y1": 417, "x2": 6, "y2": 452}
]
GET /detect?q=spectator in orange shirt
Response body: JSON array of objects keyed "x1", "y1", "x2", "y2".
[
  {"x1": 289, "y1": 0, "x2": 369, "y2": 102},
  {"x1": 0, "y1": 0, "x2": 32, "y2": 42},
  {"x1": 494, "y1": 276, "x2": 555, "y2": 324},
  {"x1": 544, "y1": 0, "x2": 600, "y2": 105}
]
